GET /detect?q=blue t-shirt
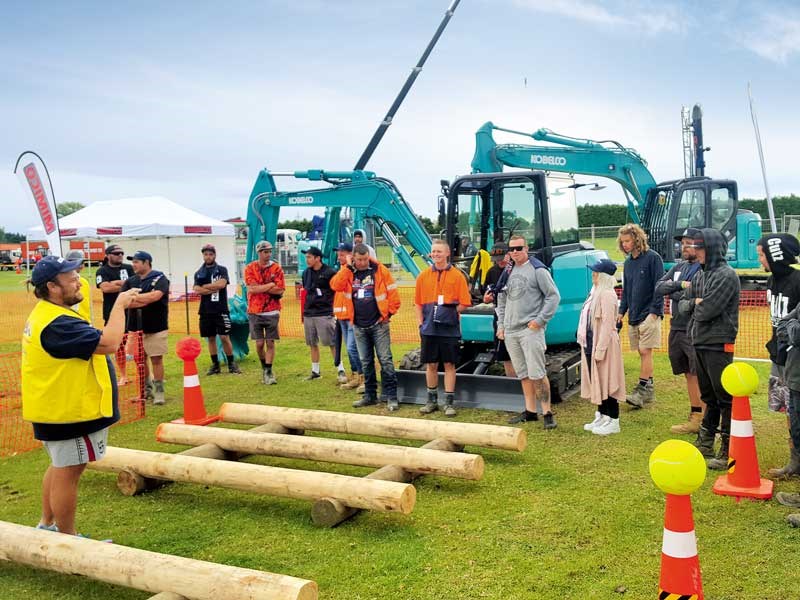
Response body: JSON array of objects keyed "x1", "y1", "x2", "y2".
[{"x1": 32, "y1": 315, "x2": 120, "y2": 442}]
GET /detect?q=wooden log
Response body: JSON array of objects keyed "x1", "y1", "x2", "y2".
[
  {"x1": 0, "y1": 521, "x2": 317, "y2": 600},
  {"x1": 156, "y1": 423, "x2": 484, "y2": 481},
  {"x1": 147, "y1": 593, "x2": 186, "y2": 600},
  {"x1": 87, "y1": 423, "x2": 300, "y2": 496},
  {"x1": 91, "y1": 447, "x2": 416, "y2": 514},
  {"x1": 311, "y1": 438, "x2": 460, "y2": 528},
  {"x1": 219, "y1": 403, "x2": 526, "y2": 452}
]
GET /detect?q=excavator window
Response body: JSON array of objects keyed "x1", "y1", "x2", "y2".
[
  {"x1": 497, "y1": 179, "x2": 543, "y2": 250},
  {"x1": 710, "y1": 187, "x2": 735, "y2": 230},
  {"x1": 675, "y1": 188, "x2": 706, "y2": 232}
]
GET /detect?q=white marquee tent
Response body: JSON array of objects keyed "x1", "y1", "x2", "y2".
[{"x1": 29, "y1": 196, "x2": 237, "y2": 297}]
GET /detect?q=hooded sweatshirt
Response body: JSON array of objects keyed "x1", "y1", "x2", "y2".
[
  {"x1": 679, "y1": 229, "x2": 740, "y2": 348},
  {"x1": 757, "y1": 234, "x2": 800, "y2": 362}
]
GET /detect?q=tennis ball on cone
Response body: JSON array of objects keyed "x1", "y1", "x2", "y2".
[
  {"x1": 721, "y1": 362, "x2": 759, "y2": 397},
  {"x1": 649, "y1": 439, "x2": 706, "y2": 495}
]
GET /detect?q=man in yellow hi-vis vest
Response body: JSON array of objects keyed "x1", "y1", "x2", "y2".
[{"x1": 22, "y1": 255, "x2": 139, "y2": 536}]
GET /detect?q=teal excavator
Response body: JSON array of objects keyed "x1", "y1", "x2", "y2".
[{"x1": 471, "y1": 120, "x2": 762, "y2": 269}]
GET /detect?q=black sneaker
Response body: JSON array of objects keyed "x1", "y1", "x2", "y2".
[
  {"x1": 206, "y1": 364, "x2": 221, "y2": 376},
  {"x1": 304, "y1": 371, "x2": 321, "y2": 381},
  {"x1": 543, "y1": 412, "x2": 557, "y2": 430},
  {"x1": 228, "y1": 362, "x2": 242, "y2": 375},
  {"x1": 508, "y1": 411, "x2": 537, "y2": 424},
  {"x1": 353, "y1": 396, "x2": 378, "y2": 408}
]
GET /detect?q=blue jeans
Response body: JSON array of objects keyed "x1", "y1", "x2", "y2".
[
  {"x1": 340, "y1": 320, "x2": 362, "y2": 374},
  {"x1": 354, "y1": 321, "x2": 396, "y2": 401}
]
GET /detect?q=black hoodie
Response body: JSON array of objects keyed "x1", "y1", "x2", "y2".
[
  {"x1": 757, "y1": 234, "x2": 800, "y2": 362},
  {"x1": 679, "y1": 229, "x2": 740, "y2": 347}
]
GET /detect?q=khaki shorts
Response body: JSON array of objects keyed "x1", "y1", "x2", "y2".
[
  {"x1": 304, "y1": 315, "x2": 336, "y2": 347},
  {"x1": 628, "y1": 317, "x2": 662, "y2": 351},
  {"x1": 143, "y1": 330, "x2": 169, "y2": 357},
  {"x1": 504, "y1": 327, "x2": 547, "y2": 380}
]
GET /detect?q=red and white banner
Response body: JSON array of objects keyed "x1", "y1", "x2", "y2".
[{"x1": 14, "y1": 151, "x2": 62, "y2": 257}]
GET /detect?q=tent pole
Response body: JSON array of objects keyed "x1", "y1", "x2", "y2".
[{"x1": 184, "y1": 273, "x2": 190, "y2": 334}]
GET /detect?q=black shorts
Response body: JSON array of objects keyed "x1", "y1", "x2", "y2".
[
  {"x1": 495, "y1": 338, "x2": 511, "y2": 362},
  {"x1": 668, "y1": 329, "x2": 696, "y2": 375},
  {"x1": 199, "y1": 313, "x2": 232, "y2": 338},
  {"x1": 420, "y1": 335, "x2": 460, "y2": 365}
]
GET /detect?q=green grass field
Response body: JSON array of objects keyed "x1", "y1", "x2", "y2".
[{"x1": 1, "y1": 334, "x2": 798, "y2": 599}]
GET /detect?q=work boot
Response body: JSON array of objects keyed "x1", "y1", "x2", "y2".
[
  {"x1": 262, "y1": 368, "x2": 270, "y2": 385},
  {"x1": 228, "y1": 361, "x2": 242, "y2": 375},
  {"x1": 693, "y1": 426, "x2": 716, "y2": 458},
  {"x1": 340, "y1": 373, "x2": 361, "y2": 390},
  {"x1": 543, "y1": 412, "x2": 557, "y2": 430},
  {"x1": 706, "y1": 434, "x2": 730, "y2": 471},
  {"x1": 356, "y1": 374, "x2": 366, "y2": 394},
  {"x1": 775, "y1": 492, "x2": 800, "y2": 509},
  {"x1": 671, "y1": 411, "x2": 703, "y2": 435},
  {"x1": 768, "y1": 447, "x2": 800, "y2": 479},
  {"x1": 387, "y1": 398, "x2": 400, "y2": 412},
  {"x1": 787, "y1": 514, "x2": 800, "y2": 528},
  {"x1": 443, "y1": 395, "x2": 456, "y2": 418},
  {"x1": 337, "y1": 370, "x2": 349, "y2": 384},
  {"x1": 352, "y1": 395, "x2": 378, "y2": 408},
  {"x1": 419, "y1": 390, "x2": 439, "y2": 415},
  {"x1": 206, "y1": 363, "x2": 221, "y2": 376},
  {"x1": 153, "y1": 380, "x2": 165, "y2": 406},
  {"x1": 144, "y1": 379, "x2": 155, "y2": 401},
  {"x1": 642, "y1": 382, "x2": 655, "y2": 404},
  {"x1": 625, "y1": 384, "x2": 646, "y2": 409}
]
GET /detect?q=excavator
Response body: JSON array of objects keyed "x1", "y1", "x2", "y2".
[{"x1": 470, "y1": 120, "x2": 763, "y2": 269}]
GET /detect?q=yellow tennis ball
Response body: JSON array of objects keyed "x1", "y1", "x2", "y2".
[
  {"x1": 649, "y1": 439, "x2": 706, "y2": 495},
  {"x1": 721, "y1": 362, "x2": 759, "y2": 397}
]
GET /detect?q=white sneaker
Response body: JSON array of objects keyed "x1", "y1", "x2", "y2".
[
  {"x1": 592, "y1": 417, "x2": 620, "y2": 436},
  {"x1": 583, "y1": 411, "x2": 603, "y2": 432},
  {"x1": 337, "y1": 370, "x2": 349, "y2": 384}
]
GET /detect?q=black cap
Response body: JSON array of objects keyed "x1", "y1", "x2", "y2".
[
  {"x1": 105, "y1": 244, "x2": 123, "y2": 255},
  {"x1": 302, "y1": 246, "x2": 323, "y2": 257},
  {"x1": 490, "y1": 242, "x2": 509, "y2": 256},
  {"x1": 674, "y1": 227, "x2": 702, "y2": 242},
  {"x1": 757, "y1": 233, "x2": 800, "y2": 265},
  {"x1": 588, "y1": 258, "x2": 617, "y2": 276},
  {"x1": 127, "y1": 251, "x2": 153, "y2": 263},
  {"x1": 31, "y1": 255, "x2": 82, "y2": 285}
]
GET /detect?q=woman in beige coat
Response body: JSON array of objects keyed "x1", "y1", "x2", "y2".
[{"x1": 578, "y1": 259, "x2": 626, "y2": 435}]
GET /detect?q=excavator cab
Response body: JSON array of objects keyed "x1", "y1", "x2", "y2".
[{"x1": 641, "y1": 177, "x2": 741, "y2": 262}]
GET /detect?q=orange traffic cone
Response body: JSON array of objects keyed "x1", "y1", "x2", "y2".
[
  {"x1": 658, "y1": 493, "x2": 703, "y2": 600},
  {"x1": 172, "y1": 337, "x2": 220, "y2": 426},
  {"x1": 712, "y1": 394, "x2": 773, "y2": 500}
]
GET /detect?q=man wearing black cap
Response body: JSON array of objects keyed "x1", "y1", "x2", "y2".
[
  {"x1": 121, "y1": 251, "x2": 170, "y2": 405},
  {"x1": 22, "y1": 255, "x2": 139, "y2": 535},
  {"x1": 300, "y1": 246, "x2": 338, "y2": 380},
  {"x1": 193, "y1": 244, "x2": 240, "y2": 375},
  {"x1": 655, "y1": 228, "x2": 704, "y2": 434},
  {"x1": 96, "y1": 245, "x2": 135, "y2": 383},
  {"x1": 679, "y1": 229, "x2": 740, "y2": 470},
  {"x1": 756, "y1": 233, "x2": 800, "y2": 478}
]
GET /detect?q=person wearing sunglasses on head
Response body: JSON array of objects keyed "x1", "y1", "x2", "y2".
[
  {"x1": 244, "y1": 240, "x2": 286, "y2": 385},
  {"x1": 496, "y1": 234, "x2": 560, "y2": 429},
  {"x1": 95, "y1": 245, "x2": 135, "y2": 384}
]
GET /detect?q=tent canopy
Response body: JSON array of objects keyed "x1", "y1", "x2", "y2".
[{"x1": 29, "y1": 196, "x2": 234, "y2": 238}]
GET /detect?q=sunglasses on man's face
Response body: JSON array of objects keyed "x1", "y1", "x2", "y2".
[
  {"x1": 508, "y1": 245, "x2": 526, "y2": 252},
  {"x1": 258, "y1": 248, "x2": 272, "y2": 253},
  {"x1": 109, "y1": 252, "x2": 124, "y2": 256}
]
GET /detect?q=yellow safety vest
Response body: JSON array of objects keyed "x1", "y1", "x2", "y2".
[
  {"x1": 21, "y1": 300, "x2": 113, "y2": 423},
  {"x1": 72, "y1": 276, "x2": 92, "y2": 323}
]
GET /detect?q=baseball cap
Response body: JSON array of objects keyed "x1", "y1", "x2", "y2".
[
  {"x1": 490, "y1": 242, "x2": 509, "y2": 256},
  {"x1": 302, "y1": 246, "x2": 323, "y2": 257},
  {"x1": 201, "y1": 243, "x2": 216, "y2": 253},
  {"x1": 105, "y1": 244, "x2": 124, "y2": 255},
  {"x1": 65, "y1": 249, "x2": 85, "y2": 261},
  {"x1": 31, "y1": 255, "x2": 82, "y2": 285},
  {"x1": 127, "y1": 251, "x2": 153, "y2": 263},
  {"x1": 255, "y1": 240, "x2": 272, "y2": 252},
  {"x1": 673, "y1": 227, "x2": 702, "y2": 242},
  {"x1": 336, "y1": 242, "x2": 353, "y2": 252},
  {"x1": 588, "y1": 258, "x2": 617, "y2": 276}
]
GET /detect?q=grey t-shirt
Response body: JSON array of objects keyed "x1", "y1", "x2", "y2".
[{"x1": 496, "y1": 261, "x2": 560, "y2": 333}]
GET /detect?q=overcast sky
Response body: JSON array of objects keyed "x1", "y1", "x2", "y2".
[{"x1": 2, "y1": 0, "x2": 798, "y2": 234}]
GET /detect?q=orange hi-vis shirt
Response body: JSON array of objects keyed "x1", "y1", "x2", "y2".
[
  {"x1": 415, "y1": 264, "x2": 472, "y2": 337},
  {"x1": 244, "y1": 260, "x2": 285, "y2": 315}
]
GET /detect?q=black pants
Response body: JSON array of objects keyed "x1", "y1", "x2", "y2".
[{"x1": 696, "y1": 350, "x2": 733, "y2": 435}]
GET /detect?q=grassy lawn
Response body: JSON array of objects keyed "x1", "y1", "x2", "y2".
[{"x1": 0, "y1": 335, "x2": 797, "y2": 599}]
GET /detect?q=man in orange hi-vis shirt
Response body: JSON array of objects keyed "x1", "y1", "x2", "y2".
[{"x1": 415, "y1": 239, "x2": 472, "y2": 417}]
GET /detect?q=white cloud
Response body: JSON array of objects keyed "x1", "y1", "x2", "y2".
[
  {"x1": 738, "y1": 13, "x2": 800, "y2": 63},
  {"x1": 511, "y1": 0, "x2": 687, "y2": 35}
]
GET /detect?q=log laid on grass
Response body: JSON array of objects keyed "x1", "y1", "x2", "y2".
[
  {"x1": 156, "y1": 423, "x2": 484, "y2": 481},
  {"x1": 0, "y1": 520, "x2": 317, "y2": 600},
  {"x1": 219, "y1": 404, "x2": 526, "y2": 452},
  {"x1": 90, "y1": 447, "x2": 416, "y2": 513},
  {"x1": 311, "y1": 438, "x2": 461, "y2": 528},
  {"x1": 88, "y1": 423, "x2": 301, "y2": 496}
]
